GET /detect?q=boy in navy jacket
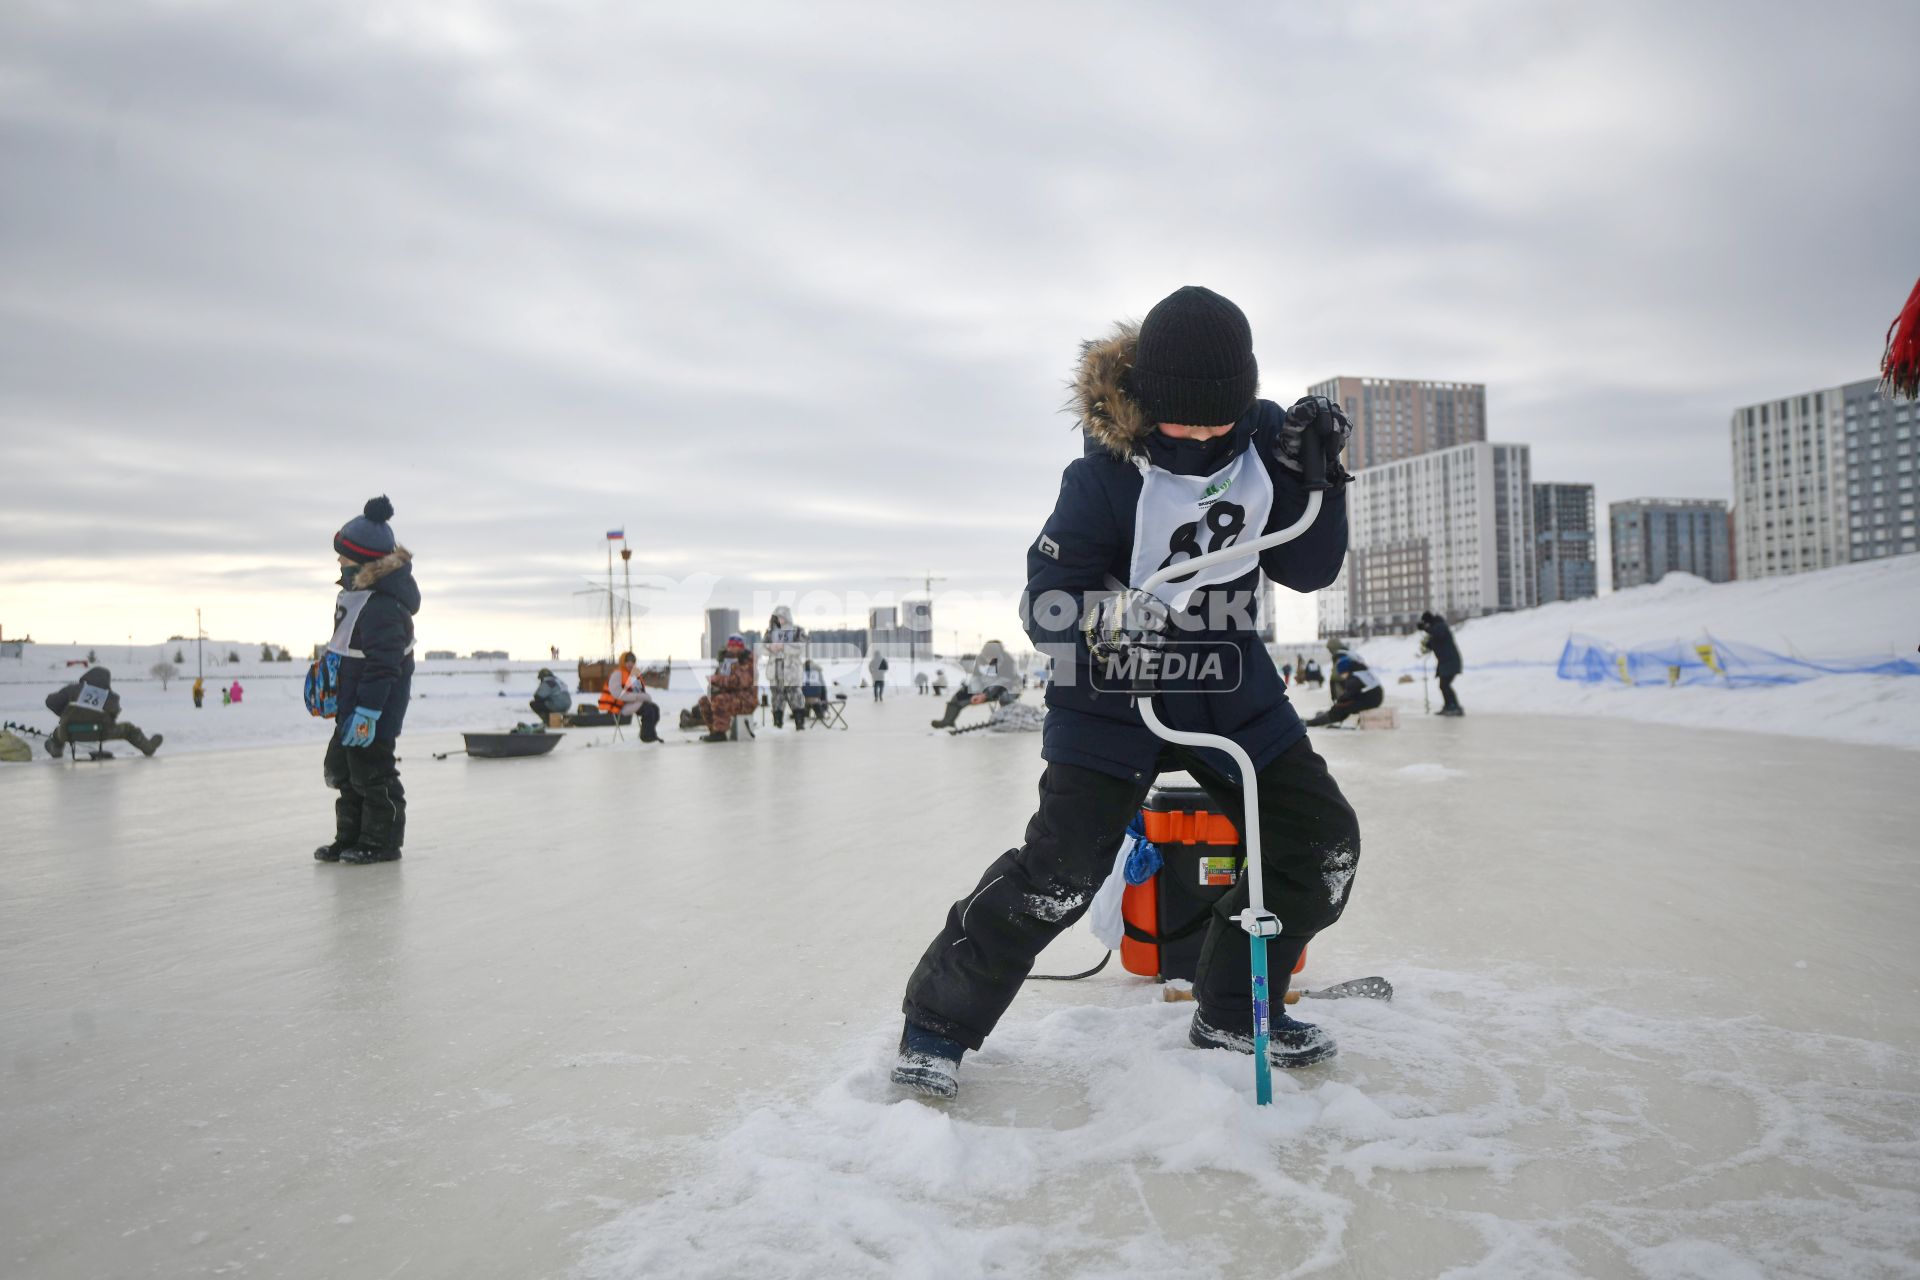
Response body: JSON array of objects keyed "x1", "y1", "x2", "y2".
[
  {"x1": 895, "y1": 287, "x2": 1362, "y2": 1098},
  {"x1": 316, "y1": 496, "x2": 419, "y2": 865}
]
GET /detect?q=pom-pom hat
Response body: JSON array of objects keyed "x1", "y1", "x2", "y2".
[{"x1": 335, "y1": 495, "x2": 397, "y2": 564}]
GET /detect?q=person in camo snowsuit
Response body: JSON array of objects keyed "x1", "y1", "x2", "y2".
[
  {"x1": 689, "y1": 633, "x2": 757, "y2": 741},
  {"x1": 893, "y1": 286, "x2": 1362, "y2": 1100},
  {"x1": 762, "y1": 606, "x2": 809, "y2": 729},
  {"x1": 315, "y1": 495, "x2": 419, "y2": 865}
]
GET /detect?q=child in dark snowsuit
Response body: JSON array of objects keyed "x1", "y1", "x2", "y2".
[
  {"x1": 315, "y1": 496, "x2": 420, "y2": 865},
  {"x1": 893, "y1": 286, "x2": 1362, "y2": 1100}
]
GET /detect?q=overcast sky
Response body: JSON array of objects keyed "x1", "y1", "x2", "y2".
[{"x1": 3, "y1": 0, "x2": 1915, "y2": 656}]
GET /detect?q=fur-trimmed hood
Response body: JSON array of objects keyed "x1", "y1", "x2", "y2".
[
  {"x1": 349, "y1": 546, "x2": 412, "y2": 591},
  {"x1": 1069, "y1": 322, "x2": 1151, "y2": 461},
  {"x1": 346, "y1": 547, "x2": 420, "y2": 617}
]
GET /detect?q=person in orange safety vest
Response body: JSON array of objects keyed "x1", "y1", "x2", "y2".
[{"x1": 599, "y1": 651, "x2": 661, "y2": 742}]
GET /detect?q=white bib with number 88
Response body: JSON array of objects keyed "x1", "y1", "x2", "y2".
[{"x1": 1127, "y1": 450, "x2": 1274, "y2": 610}]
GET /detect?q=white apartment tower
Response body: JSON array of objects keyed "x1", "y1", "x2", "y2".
[
  {"x1": 1730, "y1": 389, "x2": 1847, "y2": 578},
  {"x1": 1319, "y1": 441, "x2": 1535, "y2": 637}
]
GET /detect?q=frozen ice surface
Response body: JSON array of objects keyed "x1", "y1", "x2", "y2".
[{"x1": 3, "y1": 698, "x2": 1918, "y2": 1279}]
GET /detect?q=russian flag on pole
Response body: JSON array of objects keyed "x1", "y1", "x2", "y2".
[{"x1": 606, "y1": 529, "x2": 625, "y2": 540}]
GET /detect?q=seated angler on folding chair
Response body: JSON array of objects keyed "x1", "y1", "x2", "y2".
[
  {"x1": 798, "y1": 660, "x2": 848, "y2": 729},
  {"x1": 43, "y1": 667, "x2": 163, "y2": 759},
  {"x1": 680, "y1": 634, "x2": 757, "y2": 742},
  {"x1": 600, "y1": 651, "x2": 662, "y2": 742},
  {"x1": 930, "y1": 638, "x2": 1022, "y2": 729}
]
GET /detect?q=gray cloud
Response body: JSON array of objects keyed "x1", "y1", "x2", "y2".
[{"x1": 3, "y1": 0, "x2": 1916, "y2": 648}]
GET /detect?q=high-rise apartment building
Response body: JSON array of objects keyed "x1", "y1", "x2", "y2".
[
  {"x1": 1305, "y1": 377, "x2": 1486, "y2": 470},
  {"x1": 1730, "y1": 378, "x2": 1919, "y2": 577},
  {"x1": 701, "y1": 607, "x2": 742, "y2": 659},
  {"x1": 1608, "y1": 500, "x2": 1731, "y2": 590},
  {"x1": 1841, "y1": 380, "x2": 1919, "y2": 561},
  {"x1": 1729, "y1": 388, "x2": 1847, "y2": 578},
  {"x1": 1319, "y1": 441, "x2": 1535, "y2": 637},
  {"x1": 1532, "y1": 482, "x2": 1597, "y2": 603}
]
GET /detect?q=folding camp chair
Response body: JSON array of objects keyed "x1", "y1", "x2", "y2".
[{"x1": 810, "y1": 692, "x2": 850, "y2": 730}]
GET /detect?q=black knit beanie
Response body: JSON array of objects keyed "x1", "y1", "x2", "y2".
[{"x1": 1127, "y1": 285, "x2": 1259, "y2": 427}]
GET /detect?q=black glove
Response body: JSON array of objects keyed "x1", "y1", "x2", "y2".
[
  {"x1": 1082, "y1": 588, "x2": 1170, "y2": 664},
  {"x1": 1278, "y1": 396, "x2": 1352, "y2": 473}
]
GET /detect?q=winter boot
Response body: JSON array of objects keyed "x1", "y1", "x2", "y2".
[
  {"x1": 699, "y1": 731, "x2": 728, "y2": 743},
  {"x1": 45, "y1": 732, "x2": 65, "y2": 759},
  {"x1": 340, "y1": 846, "x2": 402, "y2": 865},
  {"x1": 313, "y1": 844, "x2": 343, "y2": 863},
  {"x1": 891, "y1": 1022, "x2": 965, "y2": 1099},
  {"x1": 1189, "y1": 1006, "x2": 1337, "y2": 1068},
  {"x1": 132, "y1": 730, "x2": 163, "y2": 757}
]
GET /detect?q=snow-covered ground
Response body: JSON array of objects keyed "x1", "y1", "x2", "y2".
[
  {"x1": 1348, "y1": 553, "x2": 1920, "y2": 751},
  {"x1": 4, "y1": 701, "x2": 1917, "y2": 1279}
]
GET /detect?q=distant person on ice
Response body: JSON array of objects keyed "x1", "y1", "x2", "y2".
[
  {"x1": 316, "y1": 496, "x2": 419, "y2": 865},
  {"x1": 228, "y1": 680, "x2": 244, "y2": 704},
  {"x1": 599, "y1": 651, "x2": 661, "y2": 742},
  {"x1": 530, "y1": 667, "x2": 572, "y2": 723},
  {"x1": 929, "y1": 638, "x2": 1022, "y2": 729},
  {"x1": 1418, "y1": 610, "x2": 1463, "y2": 716},
  {"x1": 43, "y1": 667, "x2": 163, "y2": 757},
  {"x1": 685, "y1": 634, "x2": 756, "y2": 742},
  {"x1": 892, "y1": 285, "x2": 1362, "y2": 1099},
  {"x1": 192, "y1": 676, "x2": 204, "y2": 708},
  {"x1": 1304, "y1": 653, "x2": 1384, "y2": 727},
  {"x1": 868, "y1": 650, "x2": 888, "y2": 701}
]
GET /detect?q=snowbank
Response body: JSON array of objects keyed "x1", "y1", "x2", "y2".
[{"x1": 1352, "y1": 554, "x2": 1920, "y2": 751}]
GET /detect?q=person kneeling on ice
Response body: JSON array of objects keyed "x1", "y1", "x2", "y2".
[
  {"x1": 681, "y1": 634, "x2": 756, "y2": 742},
  {"x1": 893, "y1": 286, "x2": 1362, "y2": 1100},
  {"x1": 530, "y1": 667, "x2": 572, "y2": 723},
  {"x1": 1418, "y1": 610, "x2": 1464, "y2": 716},
  {"x1": 315, "y1": 496, "x2": 419, "y2": 865},
  {"x1": 929, "y1": 638, "x2": 1022, "y2": 729},
  {"x1": 1304, "y1": 653, "x2": 1383, "y2": 728},
  {"x1": 43, "y1": 667, "x2": 163, "y2": 757},
  {"x1": 600, "y1": 651, "x2": 662, "y2": 742}
]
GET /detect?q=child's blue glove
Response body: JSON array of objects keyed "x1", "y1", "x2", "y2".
[
  {"x1": 1122, "y1": 812, "x2": 1162, "y2": 885},
  {"x1": 341, "y1": 706, "x2": 381, "y2": 748}
]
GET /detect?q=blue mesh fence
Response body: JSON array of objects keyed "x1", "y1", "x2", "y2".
[{"x1": 1556, "y1": 633, "x2": 1920, "y2": 687}]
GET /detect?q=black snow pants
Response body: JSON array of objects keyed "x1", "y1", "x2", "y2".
[
  {"x1": 1438, "y1": 670, "x2": 1461, "y2": 712},
  {"x1": 324, "y1": 736, "x2": 406, "y2": 854},
  {"x1": 902, "y1": 737, "x2": 1360, "y2": 1049}
]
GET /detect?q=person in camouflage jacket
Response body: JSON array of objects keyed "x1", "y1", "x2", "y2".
[{"x1": 692, "y1": 633, "x2": 758, "y2": 741}]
